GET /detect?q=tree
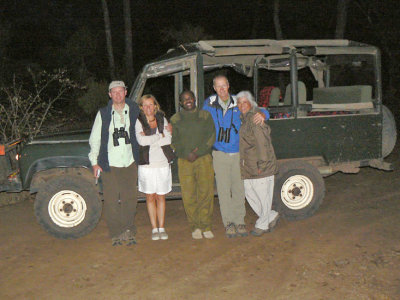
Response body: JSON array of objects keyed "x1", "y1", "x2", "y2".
[
  {"x1": 273, "y1": 0, "x2": 284, "y2": 40},
  {"x1": 161, "y1": 23, "x2": 213, "y2": 46},
  {"x1": 123, "y1": 0, "x2": 134, "y2": 84},
  {"x1": 273, "y1": 0, "x2": 285, "y2": 95},
  {"x1": 251, "y1": 0, "x2": 263, "y2": 38},
  {"x1": 335, "y1": 0, "x2": 349, "y2": 39},
  {"x1": 101, "y1": 0, "x2": 115, "y2": 80},
  {"x1": 0, "y1": 69, "x2": 77, "y2": 141},
  {"x1": 62, "y1": 27, "x2": 97, "y2": 84}
]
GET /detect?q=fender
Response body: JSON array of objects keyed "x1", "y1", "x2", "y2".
[{"x1": 23, "y1": 156, "x2": 92, "y2": 190}]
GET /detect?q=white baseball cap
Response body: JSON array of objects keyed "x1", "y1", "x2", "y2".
[{"x1": 108, "y1": 80, "x2": 127, "y2": 91}]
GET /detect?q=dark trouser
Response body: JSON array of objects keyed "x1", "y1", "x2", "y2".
[
  {"x1": 178, "y1": 154, "x2": 214, "y2": 231},
  {"x1": 101, "y1": 162, "x2": 138, "y2": 238}
]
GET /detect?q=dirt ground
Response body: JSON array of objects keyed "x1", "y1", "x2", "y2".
[{"x1": 1, "y1": 149, "x2": 400, "y2": 300}]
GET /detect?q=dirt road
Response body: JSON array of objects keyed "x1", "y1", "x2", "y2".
[{"x1": 1, "y1": 150, "x2": 400, "y2": 299}]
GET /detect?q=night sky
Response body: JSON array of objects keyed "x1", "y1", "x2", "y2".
[{"x1": 1, "y1": 0, "x2": 400, "y2": 115}]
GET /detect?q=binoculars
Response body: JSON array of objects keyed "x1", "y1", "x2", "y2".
[
  {"x1": 112, "y1": 127, "x2": 130, "y2": 146},
  {"x1": 218, "y1": 127, "x2": 231, "y2": 143}
]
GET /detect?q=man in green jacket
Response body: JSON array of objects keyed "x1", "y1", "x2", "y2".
[{"x1": 171, "y1": 90, "x2": 216, "y2": 239}]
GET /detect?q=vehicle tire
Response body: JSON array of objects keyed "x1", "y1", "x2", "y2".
[
  {"x1": 34, "y1": 175, "x2": 102, "y2": 239},
  {"x1": 274, "y1": 160, "x2": 325, "y2": 220},
  {"x1": 382, "y1": 105, "x2": 397, "y2": 158}
]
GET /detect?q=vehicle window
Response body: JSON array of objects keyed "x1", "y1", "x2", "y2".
[
  {"x1": 141, "y1": 76, "x2": 176, "y2": 118},
  {"x1": 257, "y1": 68, "x2": 295, "y2": 119},
  {"x1": 308, "y1": 54, "x2": 376, "y2": 117}
]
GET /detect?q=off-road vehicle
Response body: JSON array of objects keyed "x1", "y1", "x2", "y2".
[{"x1": 0, "y1": 39, "x2": 396, "y2": 238}]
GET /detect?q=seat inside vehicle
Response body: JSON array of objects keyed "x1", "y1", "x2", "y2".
[
  {"x1": 283, "y1": 81, "x2": 307, "y2": 106},
  {"x1": 311, "y1": 85, "x2": 374, "y2": 112}
]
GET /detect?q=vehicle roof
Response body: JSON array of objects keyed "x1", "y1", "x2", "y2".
[
  {"x1": 157, "y1": 39, "x2": 377, "y2": 60},
  {"x1": 149, "y1": 39, "x2": 378, "y2": 78}
]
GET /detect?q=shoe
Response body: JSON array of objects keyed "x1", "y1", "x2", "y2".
[
  {"x1": 268, "y1": 214, "x2": 280, "y2": 232},
  {"x1": 236, "y1": 224, "x2": 248, "y2": 237},
  {"x1": 111, "y1": 237, "x2": 122, "y2": 246},
  {"x1": 126, "y1": 236, "x2": 137, "y2": 246},
  {"x1": 119, "y1": 229, "x2": 132, "y2": 241},
  {"x1": 250, "y1": 227, "x2": 267, "y2": 237},
  {"x1": 119, "y1": 229, "x2": 137, "y2": 246},
  {"x1": 152, "y1": 229, "x2": 160, "y2": 241},
  {"x1": 159, "y1": 230, "x2": 168, "y2": 240},
  {"x1": 192, "y1": 228, "x2": 203, "y2": 239},
  {"x1": 203, "y1": 231, "x2": 214, "y2": 239},
  {"x1": 225, "y1": 223, "x2": 237, "y2": 238}
]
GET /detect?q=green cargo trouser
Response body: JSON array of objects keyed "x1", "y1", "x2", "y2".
[
  {"x1": 101, "y1": 162, "x2": 138, "y2": 238},
  {"x1": 178, "y1": 154, "x2": 214, "y2": 231}
]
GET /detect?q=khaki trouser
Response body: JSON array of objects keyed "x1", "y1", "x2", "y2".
[
  {"x1": 101, "y1": 162, "x2": 138, "y2": 238},
  {"x1": 178, "y1": 154, "x2": 214, "y2": 231},
  {"x1": 212, "y1": 151, "x2": 246, "y2": 227}
]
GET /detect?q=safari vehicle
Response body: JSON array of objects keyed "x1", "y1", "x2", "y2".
[{"x1": 0, "y1": 39, "x2": 396, "y2": 239}]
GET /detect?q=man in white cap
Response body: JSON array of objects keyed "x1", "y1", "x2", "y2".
[{"x1": 89, "y1": 80, "x2": 140, "y2": 246}]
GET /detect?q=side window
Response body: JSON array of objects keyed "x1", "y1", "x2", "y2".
[
  {"x1": 140, "y1": 76, "x2": 176, "y2": 118},
  {"x1": 309, "y1": 55, "x2": 376, "y2": 117},
  {"x1": 257, "y1": 69, "x2": 293, "y2": 119}
]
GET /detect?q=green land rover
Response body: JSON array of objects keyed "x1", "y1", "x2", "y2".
[{"x1": 0, "y1": 40, "x2": 396, "y2": 239}]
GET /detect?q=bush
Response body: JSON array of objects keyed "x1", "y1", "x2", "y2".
[
  {"x1": 77, "y1": 80, "x2": 108, "y2": 117},
  {"x1": 0, "y1": 69, "x2": 77, "y2": 142}
]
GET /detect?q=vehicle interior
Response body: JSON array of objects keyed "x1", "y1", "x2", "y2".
[{"x1": 130, "y1": 40, "x2": 380, "y2": 121}]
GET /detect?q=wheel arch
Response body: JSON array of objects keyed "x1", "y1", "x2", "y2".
[
  {"x1": 30, "y1": 166, "x2": 97, "y2": 194},
  {"x1": 23, "y1": 156, "x2": 92, "y2": 190}
]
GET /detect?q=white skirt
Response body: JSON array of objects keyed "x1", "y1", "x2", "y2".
[{"x1": 138, "y1": 165, "x2": 172, "y2": 195}]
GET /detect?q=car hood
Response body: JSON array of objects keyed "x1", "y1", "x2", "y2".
[{"x1": 27, "y1": 130, "x2": 91, "y2": 144}]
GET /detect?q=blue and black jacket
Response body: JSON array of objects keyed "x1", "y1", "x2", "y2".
[{"x1": 202, "y1": 94, "x2": 270, "y2": 153}]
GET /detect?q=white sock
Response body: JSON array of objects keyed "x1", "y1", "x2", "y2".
[
  {"x1": 158, "y1": 227, "x2": 165, "y2": 233},
  {"x1": 152, "y1": 228, "x2": 158, "y2": 234}
]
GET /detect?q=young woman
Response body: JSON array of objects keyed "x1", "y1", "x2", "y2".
[{"x1": 135, "y1": 94, "x2": 174, "y2": 240}]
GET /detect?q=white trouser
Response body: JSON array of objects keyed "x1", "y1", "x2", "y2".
[{"x1": 244, "y1": 175, "x2": 277, "y2": 230}]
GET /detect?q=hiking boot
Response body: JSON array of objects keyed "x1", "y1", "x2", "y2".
[
  {"x1": 119, "y1": 229, "x2": 131, "y2": 240},
  {"x1": 203, "y1": 231, "x2": 214, "y2": 239},
  {"x1": 225, "y1": 223, "x2": 237, "y2": 238},
  {"x1": 250, "y1": 227, "x2": 267, "y2": 237},
  {"x1": 268, "y1": 214, "x2": 280, "y2": 232},
  {"x1": 120, "y1": 229, "x2": 137, "y2": 246},
  {"x1": 192, "y1": 228, "x2": 202, "y2": 239},
  {"x1": 111, "y1": 237, "x2": 122, "y2": 246},
  {"x1": 236, "y1": 224, "x2": 248, "y2": 237},
  {"x1": 126, "y1": 235, "x2": 137, "y2": 246}
]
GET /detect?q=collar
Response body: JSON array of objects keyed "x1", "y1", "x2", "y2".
[
  {"x1": 209, "y1": 94, "x2": 237, "y2": 110},
  {"x1": 111, "y1": 103, "x2": 129, "y2": 114}
]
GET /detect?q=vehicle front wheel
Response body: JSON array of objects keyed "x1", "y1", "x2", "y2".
[
  {"x1": 34, "y1": 175, "x2": 102, "y2": 239},
  {"x1": 274, "y1": 161, "x2": 325, "y2": 220}
]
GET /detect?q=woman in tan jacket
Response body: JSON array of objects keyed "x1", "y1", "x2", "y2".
[{"x1": 237, "y1": 91, "x2": 279, "y2": 236}]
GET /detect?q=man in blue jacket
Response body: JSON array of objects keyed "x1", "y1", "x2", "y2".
[{"x1": 203, "y1": 75, "x2": 269, "y2": 238}]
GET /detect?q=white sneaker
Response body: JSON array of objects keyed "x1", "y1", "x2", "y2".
[
  {"x1": 203, "y1": 231, "x2": 214, "y2": 239},
  {"x1": 192, "y1": 228, "x2": 202, "y2": 239},
  {"x1": 159, "y1": 230, "x2": 168, "y2": 240},
  {"x1": 152, "y1": 229, "x2": 160, "y2": 240}
]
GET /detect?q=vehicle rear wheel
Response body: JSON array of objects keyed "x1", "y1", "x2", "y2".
[
  {"x1": 34, "y1": 175, "x2": 102, "y2": 239},
  {"x1": 274, "y1": 161, "x2": 325, "y2": 220},
  {"x1": 382, "y1": 105, "x2": 397, "y2": 158}
]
